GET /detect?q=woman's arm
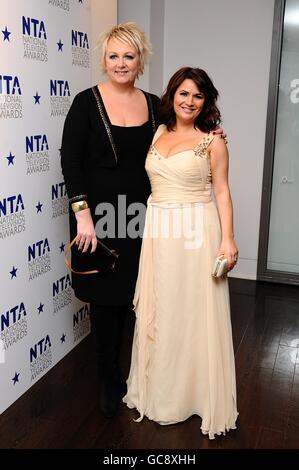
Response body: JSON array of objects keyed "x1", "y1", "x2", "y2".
[
  {"x1": 61, "y1": 92, "x2": 89, "y2": 199},
  {"x1": 61, "y1": 92, "x2": 97, "y2": 253},
  {"x1": 210, "y1": 136, "x2": 238, "y2": 269},
  {"x1": 73, "y1": 207, "x2": 97, "y2": 253}
]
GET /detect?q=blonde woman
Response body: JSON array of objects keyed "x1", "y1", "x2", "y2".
[{"x1": 61, "y1": 23, "x2": 160, "y2": 418}]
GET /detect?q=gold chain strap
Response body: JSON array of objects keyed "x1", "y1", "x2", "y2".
[
  {"x1": 92, "y1": 86, "x2": 118, "y2": 164},
  {"x1": 145, "y1": 92, "x2": 157, "y2": 134},
  {"x1": 92, "y1": 87, "x2": 157, "y2": 165}
]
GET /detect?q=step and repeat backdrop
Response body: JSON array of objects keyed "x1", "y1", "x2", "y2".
[{"x1": 0, "y1": 0, "x2": 92, "y2": 414}]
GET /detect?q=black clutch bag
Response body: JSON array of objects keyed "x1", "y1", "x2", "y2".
[{"x1": 64, "y1": 237, "x2": 119, "y2": 275}]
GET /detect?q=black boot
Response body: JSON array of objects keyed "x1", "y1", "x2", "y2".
[
  {"x1": 114, "y1": 306, "x2": 128, "y2": 396},
  {"x1": 90, "y1": 304, "x2": 128, "y2": 418},
  {"x1": 99, "y1": 370, "x2": 121, "y2": 418}
]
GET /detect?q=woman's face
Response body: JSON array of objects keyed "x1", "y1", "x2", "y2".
[
  {"x1": 105, "y1": 38, "x2": 140, "y2": 85},
  {"x1": 173, "y1": 79, "x2": 205, "y2": 124}
]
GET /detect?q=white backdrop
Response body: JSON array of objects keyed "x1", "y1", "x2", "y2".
[{"x1": 0, "y1": 0, "x2": 92, "y2": 414}]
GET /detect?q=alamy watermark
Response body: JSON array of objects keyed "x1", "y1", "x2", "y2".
[{"x1": 94, "y1": 195, "x2": 204, "y2": 250}]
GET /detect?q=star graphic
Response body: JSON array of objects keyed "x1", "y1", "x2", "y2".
[
  {"x1": 60, "y1": 333, "x2": 66, "y2": 343},
  {"x1": 10, "y1": 266, "x2": 18, "y2": 279},
  {"x1": 37, "y1": 302, "x2": 44, "y2": 314},
  {"x1": 57, "y1": 39, "x2": 63, "y2": 51},
  {"x1": 33, "y1": 92, "x2": 41, "y2": 104},
  {"x1": 12, "y1": 372, "x2": 20, "y2": 385},
  {"x1": 59, "y1": 242, "x2": 65, "y2": 253},
  {"x1": 6, "y1": 152, "x2": 15, "y2": 166},
  {"x1": 2, "y1": 27, "x2": 11, "y2": 42},
  {"x1": 36, "y1": 201, "x2": 43, "y2": 213}
]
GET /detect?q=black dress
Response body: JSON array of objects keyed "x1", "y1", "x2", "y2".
[{"x1": 61, "y1": 86, "x2": 160, "y2": 306}]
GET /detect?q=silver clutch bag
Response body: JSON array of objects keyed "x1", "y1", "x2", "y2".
[{"x1": 212, "y1": 255, "x2": 229, "y2": 278}]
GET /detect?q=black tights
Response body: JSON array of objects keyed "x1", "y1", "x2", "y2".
[{"x1": 89, "y1": 303, "x2": 128, "y2": 383}]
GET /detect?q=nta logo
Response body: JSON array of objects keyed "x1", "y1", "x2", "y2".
[
  {"x1": 30, "y1": 335, "x2": 52, "y2": 381},
  {"x1": 30, "y1": 335, "x2": 51, "y2": 362},
  {"x1": 0, "y1": 194, "x2": 24, "y2": 217},
  {"x1": 71, "y1": 30, "x2": 89, "y2": 48},
  {"x1": 53, "y1": 274, "x2": 71, "y2": 296},
  {"x1": 71, "y1": 30, "x2": 89, "y2": 68},
  {"x1": 22, "y1": 17, "x2": 47, "y2": 39},
  {"x1": 0, "y1": 75, "x2": 21, "y2": 95},
  {"x1": 50, "y1": 80, "x2": 70, "y2": 96},
  {"x1": 26, "y1": 135, "x2": 50, "y2": 174},
  {"x1": 22, "y1": 17, "x2": 48, "y2": 62},
  {"x1": 26, "y1": 135, "x2": 49, "y2": 152},
  {"x1": 28, "y1": 238, "x2": 50, "y2": 262},
  {"x1": 1, "y1": 302, "x2": 28, "y2": 351},
  {"x1": 1, "y1": 302, "x2": 27, "y2": 332},
  {"x1": 53, "y1": 274, "x2": 72, "y2": 313}
]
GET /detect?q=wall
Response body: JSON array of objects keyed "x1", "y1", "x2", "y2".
[
  {"x1": 118, "y1": 0, "x2": 276, "y2": 280},
  {"x1": 0, "y1": 0, "x2": 116, "y2": 415},
  {"x1": 117, "y1": 0, "x2": 151, "y2": 90},
  {"x1": 90, "y1": 0, "x2": 117, "y2": 84}
]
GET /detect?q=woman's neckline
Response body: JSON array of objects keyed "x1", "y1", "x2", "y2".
[
  {"x1": 152, "y1": 124, "x2": 210, "y2": 159},
  {"x1": 111, "y1": 121, "x2": 150, "y2": 129},
  {"x1": 95, "y1": 85, "x2": 150, "y2": 128}
]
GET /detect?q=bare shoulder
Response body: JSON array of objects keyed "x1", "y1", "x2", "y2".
[{"x1": 210, "y1": 133, "x2": 228, "y2": 152}]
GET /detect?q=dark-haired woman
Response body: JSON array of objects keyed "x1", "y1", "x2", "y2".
[{"x1": 123, "y1": 67, "x2": 239, "y2": 439}]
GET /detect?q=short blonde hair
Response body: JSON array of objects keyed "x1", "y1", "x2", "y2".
[{"x1": 98, "y1": 22, "x2": 152, "y2": 78}]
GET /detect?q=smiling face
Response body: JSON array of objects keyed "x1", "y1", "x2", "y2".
[
  {"x1": 105, "y1": 37, "x2": 140, "y2": 85},
  {"x1": 173, "y1": 79, "x2": 205, "y2": 124}
]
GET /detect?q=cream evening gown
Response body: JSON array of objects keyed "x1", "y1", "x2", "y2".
[{"x1": 123, "y1": 125, "x2": 238, "y2": 439}]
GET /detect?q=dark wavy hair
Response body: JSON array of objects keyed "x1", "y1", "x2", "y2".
[{"x1": 160, "y1": 67, "x2": 221, "y2": 132}]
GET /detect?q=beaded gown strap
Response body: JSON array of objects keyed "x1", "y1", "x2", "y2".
[
  {"x1": 152, "y1": 124, "x2": 167, "y2": 145},
  {"x1": 194, "y1": 132, "x2": 215, "y2": 158}
]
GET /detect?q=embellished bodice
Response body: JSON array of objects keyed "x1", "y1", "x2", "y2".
[{"x1": 145, "y1": 124, "x2": 214, "y2": 203}]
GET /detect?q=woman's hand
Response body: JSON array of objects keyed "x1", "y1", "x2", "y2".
[
  {"x1": 213, "y1": 126, "x2": 227, "y2": 145},
  {"x1": 217, "y1": 238, "x2": 238, "y2": 271},
  {"x1": 75, "y1": 208, "x2": 97, "y2": 253}
]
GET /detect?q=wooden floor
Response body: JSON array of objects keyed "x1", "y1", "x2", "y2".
[{"x1": 1, "y1": 278, "x2": 299, "y2": 450}]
